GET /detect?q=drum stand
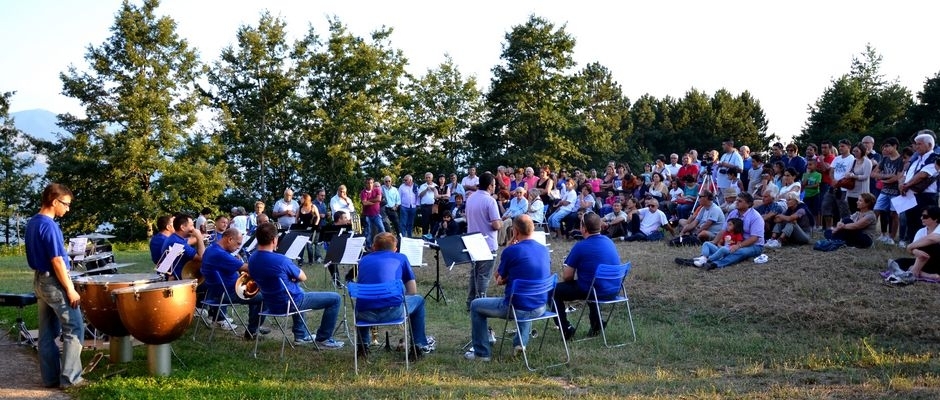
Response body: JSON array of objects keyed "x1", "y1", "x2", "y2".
[
  {"x1": 423, "y1": 245, "x2": 447, "y2": 304},
  {"x1": 9, "y1": 315, "x2": 36, "y2": 348}
]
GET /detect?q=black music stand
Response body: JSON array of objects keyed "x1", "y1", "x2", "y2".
[
  {"x1": 323, "y1": 233, "x2": 365, "y2": 340},
  {"x1": 424, "y1": 236, "x2": 468, "y2": 304},
  {"x1": 276, "y1": 231, "x2": 312, "y2": 257}
]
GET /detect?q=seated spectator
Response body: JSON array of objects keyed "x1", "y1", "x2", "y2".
[
  {"x1": 548, "y1": 179, "x2": 578, "y2": 239},
  {"x1": 675, "y1": 175, "x2": 699, "y2": 220},
  {"x1": 693, "y1": 218, "x2": 744, "y2": 268},
  {"x1": 664, "y1": 179, "x2": 683, "y2": 222},
  {"x1": 719, "y1": 187, "x2": 739, "y2": 214},
  {"x1": 766, "y1": 192, "x2": 813, "y2": 248},
  {"x1": 777, "y1": 167, "x2": 802, "y2": 202},
  {"x1": 676, "y1": 192, "x2": 765, "y2": 270},
  {"x1": 888, "y1": 205, "x2": 940, "y2": 280},
  {"x1": 676, "y1": 190, "x2": 725, "y2": 242},
  {"x1": 525, "y1": 189, "x2": 545, "y2": 225},
  {"x1": 601, "y1": 201, "x2": 629, "y2": 239},
  {"x1": 755, "y1": 188, "x2": 784, "y2": 239},
  {"x1": 623, "y1": 199, "x2": 674, "y2": 241},
  {"x1": 824, "y1": 192, "x2": 877, "y2": 248}
]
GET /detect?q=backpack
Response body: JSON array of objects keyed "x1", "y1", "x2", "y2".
[{"x1": 813, "y1": 238, "x2": 845, "y2": 252}]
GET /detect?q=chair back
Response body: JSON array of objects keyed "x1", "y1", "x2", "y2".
[
  {"x1": 505, "y1": 275, "x2": 556, "y2": 308},
  {"x1": 591, "y1": 262, "x2": 631, "y2": 299},
  {"x1": 347, "y1": 280, "x2": 405, "y2": 313},
  {"x1": 262, "y1": 278, "x2": 301, "y2": 315}
]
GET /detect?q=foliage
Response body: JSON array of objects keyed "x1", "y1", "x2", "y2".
[
  {"x1": 0, "y1": 91, "x2": 38, "y2": 245},
  {"x1": 900, "y1": 71, "x2": 940, "y2": 136},
  {"x1": 39, "y1": 0, "x2": 224, "y2": 239}
]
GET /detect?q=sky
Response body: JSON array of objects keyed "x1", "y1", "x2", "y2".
[{"x1": 2, "y1": 0, "x2": 939, "y2": 144}]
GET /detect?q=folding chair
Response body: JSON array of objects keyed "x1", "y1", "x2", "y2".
[
  {"x1": 193, "y1": 271, "x2": 246, "y2": 345},
  {"x1": 573, "y1": 262, "x2": 636, "y2": 347},
  {"x1": 497, "y1": 275, "x2": 570, "y2": 371},
  {"x1": 253, "y1": 278, "x2": 318, "y2": 359},
  {"x1": 347, "y1": 280, "x2": 410, "y2": 375}
]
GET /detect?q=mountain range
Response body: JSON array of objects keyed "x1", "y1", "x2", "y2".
[{"x1": 10, "y1": 108, "x2": 63, "y2": 176}]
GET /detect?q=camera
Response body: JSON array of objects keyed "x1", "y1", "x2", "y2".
[{"x1": 718, "y1": 168, "x2": 728, "y2": 174}]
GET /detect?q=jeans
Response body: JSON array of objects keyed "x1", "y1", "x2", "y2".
[
  {"x1": 364, "y1": 214, "x2": 385, "y2": 248},
  {"x1": 552, "y1": 281, "x2": 601, "y2": 330},
  {"x1": 399, "y1": 207, "x2": 416, "y2": 238},
  {"x1": 700, "y1": 241, "x2": 763, "y2": 268},
  {"x1": 773, "y1": 222, "x2": 811, "y2": 244},
  {"x1": 356, "y1": 295, "x2": 429, "y2": 347},
  {"x1": 34, "y1": 272, "x2": 84, "y2": 387},
  {"x1": 206, "y1": 287, "x2": 265, "y2": 333},
  {"x1": 292, "y1": 291, "x2": 342, "y2": 341},
  {"x1": 467, "y1": 259, "x2": 495, "y2": 310},
  {"x1": 623, "y1": 230, "x2": 664, "y2": 242},
  {"x1": 903, "y1": 193, "x2": 938, "y2": 242},
  {"x1": 469, "y1": 297, "x2": 545, "y2": 357},
  {"x1": 548, "y1": 209, "x2": 572, "y2": 229},
  {"x1": 384, "y1": 207, "x2": 401, "y2": 236}
]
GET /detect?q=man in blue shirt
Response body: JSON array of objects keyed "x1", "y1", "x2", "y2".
[
  {"x1": 149, "y1": 214, "x2": 173, "y2": 264},
  {"x1": 354, "y1": 232, "x2": 435, "y2": 357},
  {"x1": 248, "y1": 223, "x2": 344, "y2": 348},
  {"x1": 553, "y1": 212, "x2": 621, "y2": 339},
  {"x1": 159, "y1": 213, "x2": 205, "y2": 280},
  {"x1": 464, "y1": 215, "x2": 550, "y2": 362},
  {"x1": 26, "y1": 183, "x2": 86, "y2": 388},
  {"x1": 201, "y1": 227, "x2": 268, "y2": 339}
]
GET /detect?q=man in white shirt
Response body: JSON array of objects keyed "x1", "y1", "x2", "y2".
[
  {"x1": 381, "y1": 176, "x2": 401, "y2": 236},
  {"x1": 822, "y1": 139, "x2": 854, "y2": 229},
  {"x1": 715, "y1": 139, "x2": 744, "y2": 193},
  {"x1": 623, "y1": 199, "x2": 674, "y2": 241},
  {"x1": 272, "y1": 188, "x2": 299, "y2": 230},
  {"x1": 664, "y1": 153, "x2": 681, "y2": 184},
  {"x1": 899, "y1": 131, "x2": 939, "y2": 244},
  {"x1": 418, "y1": 172, "x2": 437, "y2": 236},
  {"x1": 462, "y1": 167, "x2": 480, "y2": 196},
  {"x1": 330, "y1": 185, "x2": 356, "y2": 217}
]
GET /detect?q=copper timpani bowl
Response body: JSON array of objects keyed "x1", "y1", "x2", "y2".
[
  {"x1": 74, "y1": 273, "x2": 163, "y2": 337},
  {"x1": 111, "y1": 280, "x2": 197, "y2": 345}
]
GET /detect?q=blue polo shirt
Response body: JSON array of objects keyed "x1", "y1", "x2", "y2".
[
  {"x1": 201, "y1": 242, "x2": 244, "y2": 296},
  {"x1": 498, "y1": 239, "x2": 551, "y2": 311},
  {"x1": 25, "y1": 214, "x2": 70, "y2": 273},
  {"x1": 160, "y1": 233, "x2": 195, "y2": 278},
  {"x1": 355, "y1": 250, "x2": 414, "y2": 310},
  {"x1": 564, "y1": 234, "x2": 621, "y2": 295},
  {"x1": 248, "y1": 250, "x2": 304, "y2": 314},
  {"x1": 149, "y1": 232, "x2": 170, "y2": 264}
]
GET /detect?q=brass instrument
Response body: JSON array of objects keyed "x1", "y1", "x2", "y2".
[
  {"x1": 180, "y1": 259, "x2": 204, "y2": 286},
  {"x1": 235, "y1": 272, "x2": 259, "y2": 300}
]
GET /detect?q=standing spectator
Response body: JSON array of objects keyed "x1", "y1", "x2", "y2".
[
  {"x1": 464, "y1": 172, "x2": 502, "y2": 312},
  {"x1": 273, "y1": 188, "x2": 299, "y2": 230},
  {"x1": 816, "y1": 141, "x2": 837, "y2": 228},
  {"x1": 845, "y1": 143, "x2": 873, "y2": 214},
  {"x1": 899, "y1": 131, "x2": 939, "y2": 246},
  {"x1": 861, "y1": 136, "x2": 882, "y2": 197},
  {"x1": 462, "y1": 167, "x2": 480, "y2": 196},
  {"x1": 821, "y1": 139, "x2": 854, "y2": 229},
  {"x1": 329, "y1": 185, "x2": 355, "y2": 217},
  {"x1": 418, "y1": 172, "x2": 437, "y2": 236},
  {"x1": 873, "y1": 138, "x2": 903, "y2": 245},
  {"x1": 399, "y1": 175, "x2": 418, "y2": 238},
  {"x1": 360, "y1": 177, "x2": 385, "y2": 248},
  {"x1": 802, "y1": 159, "x2": 823, "y2": 228},
  {"x1": 382, "y1": 176, "x2": 401, "y2": 237},
  {"x1": 739, "y1": 145, "x2": 752, "y2": 190},
  {"x1": 782, "y1": 143, "x2": 807, "y2": 178}
]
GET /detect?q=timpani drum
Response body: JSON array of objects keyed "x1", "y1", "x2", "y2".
[
  {"x1": 111, "y1": 280, "x2": 198, "y2": 345},
  {"x1": 75, "y1": 273, "x2": 163, "y2": 337}
]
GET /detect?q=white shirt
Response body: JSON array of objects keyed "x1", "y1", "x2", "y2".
[
  {"x1": 638, "y1": 208, "x2": 668, "y2": 235},
  {"x1": 330, "y1": 194, "x2": 355, "y2": 215},
  {"x1": 904, "y1": 152, "x2": 938, "y2": 194},
  {"x1": 832, "y1": 154, "x2": 856, "y2": 192},
  {"x1": 273, "y1": 199, "x2": 299, "y2": 229},
  {"x1": 715, "y1": 150, "x2": 744, "y2": 189},
  {"x1": 558, "y1": 189, "x2": 578, "y2": 213},
  {"x1": 230, "y1": 215, "x2": 248, "y2": 235},
  {"x1": 418, "y1": 183, "x2": 437, "y2": 205}
]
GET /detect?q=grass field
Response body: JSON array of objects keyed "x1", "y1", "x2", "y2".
[{"x1": 1, "y1": 238, "x2": 939, "y2": 399}]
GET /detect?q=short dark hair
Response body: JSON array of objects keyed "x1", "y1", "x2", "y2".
[
  {"x1": 883, "y1": 137, "x2": 900, "y2": 148},
  {"x1": 924, "y1": 205, "x2": 940, "y2": 221},
  {"x1": 699, "y1": 190, "x2": 715, "y2": 201},
  {"x1": 156, "y1": 215, "x2": 172, "y2": 231},
  {"x1": 785, "y1": 167, "x2": 798, "y2": 177},
  {"x1": 581, "y1": 212, "x2": 602, "y2": 234},
  {"x1": 838, "y1": 139, "x2": 851, "y2": 147},
  {"x1": 173, "y1": 213, "x2": 192, "y2": 231},
  {"x1": 479, "y1": 172, "x2": 495, "y2": 191},
  {"x1": 737, "y1": 192, "x2": 754, "y2": 206},
  {"x1": 41, "y1": 183, "x2": 72, "y2": 208},
  {"x1": 255, "y1": 222, "x2": 278, "y2": 246},
  {"x1": 201, "y1": 207, "x2": 212, "y2": 215}
]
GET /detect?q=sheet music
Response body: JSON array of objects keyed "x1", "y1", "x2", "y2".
[
  {"x1": 244, "y1": 238, "x2": 257, "y2": 253},
  {"x1": 399, "y1": 237, "x2": 425, "y2": 267},
  {"x1": 240, "y1": 234, "x2": 251, "y2": 248},
  {"x1": 341, "y1": 237, "x2": 366, "y2": 264},
  {"x1": 156, "y1": 243, "x2": 185, "y2": 274},
  {"x1": 532, "y1": 231, "x2": 549, "y2": 247},
  {"x1": 69, "y1": 238, "x2": 88, "y2": 255},
  {"x1": 283, "y1": 235, "x2": 310, "y2": 260},
  {"x1": 461, "y1": 233, "x2": 494, "y2": 261},
  {"x1": 891, "y1": 191, "x2": 917, "y2": 214}
]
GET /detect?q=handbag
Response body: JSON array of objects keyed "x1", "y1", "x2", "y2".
[{"x1": 835, "y1": 176, "x2": 855, "y2": 190}]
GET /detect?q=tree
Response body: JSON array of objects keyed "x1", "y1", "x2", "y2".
[
  {"x1": 569, "y1": 62, "x2": 632, "y2": 169},
  {"x1": 0, "y1": 91, "x2": 38, "y2": 245},
  {"x1": 44, "y1": 0, "x2": 224, "y2": 239},
  {"x1": 206, "y1": 11, "x2": 301, "y2": 202},
  {"x1": 902, "y1": 71, "x2": 940, "y2": 136},
  {"x1": 471, "y1": 15, "x2": 580, "y2": 170}
]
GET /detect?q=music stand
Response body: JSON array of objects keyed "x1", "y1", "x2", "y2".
[{"x1": 323, "y1": 234, "x2": 365, "y2": 340}]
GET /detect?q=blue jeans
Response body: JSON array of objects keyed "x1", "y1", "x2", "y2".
[
  {"x1": 356, "y1": 295, "x2": 429, "y2": 347},
  {"x1": 470, "y1": 297, "x2": 545, "y2": 358},
  {"x1": 34, "y1": 272, "x2": 84, "y2": 387},
  {"x1": 467, "y1": 259, "x2": 495, "y2": 310},
  {"x1": 206, "y1": 287, "x2": 265, "y2": 333},
  {"x1": 364, "y1": 214, "x2": 385, "y2": 248},
  {"x1": 624, "y1": 230, "x2": 664, "y2": 242},
  {"x1": 292, "y1": 291, "x2": 342, "y2": 341},
  {"x1": 700, "y1": 241, "x2": 763, "y2": 268},
  {"x1": 548, "y1": 209, "x2": 572, "y2": 229},
  {"x1": 399, "y1": 207, "x2": 416, "y2": 238}
]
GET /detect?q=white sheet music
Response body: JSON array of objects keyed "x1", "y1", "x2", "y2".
[
  {"x1": 399, "y1": 237, "x2": 426, "y2": 267},
  {"x1": 156, "y1": 243, "x2": 185, "y2": 274},
  {"x1": 244, "y1": 238, "x2": 257, "y2": 253},
  {"x1": 341, "y1": 237, "x2": 366, "y2": 264},
  {"x1": 891, "y1": 191, "x2": 917, "y2": 214},
  {"x1": 69, "y1": 238, "x2": 88, "y2": 255},
  {"x1": 283, "y1": 235, "x2": 310, "y2": 260},
  {"x1": 461, "y1": 233, "x2": 494, "y2": 261}
]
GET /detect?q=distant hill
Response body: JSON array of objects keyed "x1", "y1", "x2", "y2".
[{"x1": 11, "y1": 109, "x2": 64, "y2": 142}]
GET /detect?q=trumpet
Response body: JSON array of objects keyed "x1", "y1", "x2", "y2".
[{"x1": 235, "y1": 272, "x2": 259, "y2": 300}]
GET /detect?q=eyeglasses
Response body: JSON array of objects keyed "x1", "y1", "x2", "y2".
[
  {"x1": 57, "y1": 199, "x2": 71, "y2": 207},
  {"x1": 648, "y1": 204, "x2": 657, "y2": 208},
  {"x1": 922, "y1": 214, "x2": 930, "y2": 219}
]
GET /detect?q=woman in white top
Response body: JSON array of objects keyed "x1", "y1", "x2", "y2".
[
  {"x1": 888, "y1": 205, "x2": 940, "y2": 281},
  {"x1": 526, "y1": 188, "x2": 545, "y2": 224},
  {"x1": 777, "y1": 167, "x2": 802, "y2": 202},
  {"x1": 845, "y1": 142, "x2": 873, "y2": 214}
]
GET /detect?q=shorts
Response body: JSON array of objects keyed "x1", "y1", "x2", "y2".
[
  {"x1": 874, "y1": 192, "x2": 898, "y2": 212},
  {"x1": 804, "y1": 193, "x2": 822, "y2": 217}
]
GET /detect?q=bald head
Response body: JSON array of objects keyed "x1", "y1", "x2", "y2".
[{"x1": 513, "y1": 214, "x2": 535, "y2": 239}]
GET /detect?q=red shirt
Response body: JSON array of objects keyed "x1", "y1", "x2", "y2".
[
  {"x1": 361, "y1": 187, "x2": 382, "y2": 217},
  {"x1": 677, "y1": 164, "x2": 700, "y2": 182},
  {"x1": 819, "y1": 153, "x2": 836, "y2": 185}
]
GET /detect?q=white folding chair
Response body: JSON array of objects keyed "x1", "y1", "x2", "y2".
[
  {"x1": 347, "y1": 280, "x2": 411, "y2": 375},
  {"x1": 253, "y1": 278, "x2": 318, "y2": 358},
  {"x1": 497, "y1": 275, "x2": 570, "y2": 371},
  {"x1": 573, "y1": 262, "x2": 636, "y2": 347},
  {"x1": 192, "y1": 271, "x2": 246, "y2": 346}
]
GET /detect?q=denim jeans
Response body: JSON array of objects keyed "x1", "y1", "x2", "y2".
[
  {"x1": 292, "y1": 291, "x2": 342, "y2": 341},
  {"x1": 467, "y1": 259, "x2": 495, "y2": 310},
  {"x1": 207, "y1": 288, "x2": 265, "y2": 333},
  {"x1": 356, "y1": 295, "x2": 429, "y2": 347},
  {"x1": 34, "y1": 272, "x2": 84, "y2": 387},
  {"x1": 700, "y1": 242, "x2": 763, "y2": 268},
  {"x1": 470, "y1": 297, "x2": 545, "y2": 357},
  {"x1": 364, "y1": 214, "x2": 386, "y2": 248},
  {"x1": 548, "y1": 209, "x2": 572, "y2": 229},
  {"x1": 552, "y1": 281, "x2": 600, "y2": 330},
  {"x1": 399, "y1": 207, "x2": 416, "y2": 238}
]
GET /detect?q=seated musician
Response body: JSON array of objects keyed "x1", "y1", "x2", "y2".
[
  {"x1": 464, "y1": 215, "x2": 550, "y2": 362},
  {"x1": 354, "y1": 232, "x2": 435, "y2": 357},
  {"x1": 159, "y1": 213, "x2": 205, "y2": 279},
  {"x1": 201, "y1": 227, "x2": 268, "y2": 339},
  {"x1": 209, "y1": 215, "x2": 229, "y2": 244},
  {"x1": 248, "y1": 222, "x2": 345, "y2": 348},
  {"x1": 150, "y1": 214, "x2": 174, "y2": 264}
]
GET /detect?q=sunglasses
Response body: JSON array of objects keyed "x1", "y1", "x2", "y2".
[
  {"x1": 648, "y1": 204, "x2": 657, "y2": 208},
  {"x1": 922, "y1": 214, "x2": 931, "y2": 219}
]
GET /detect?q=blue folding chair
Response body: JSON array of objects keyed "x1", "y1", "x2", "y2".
[
  {"x1": 497, "y1": 275, "x2": 570, "y2": 371},
  {"x1": 347, "y1": 280, "x2": 410, "y2": 375},
  {"x1": 573, "y1": 262, "x2": 636, "y2": 347},
  {"x1": 192, "y1": 271, "x2": 246, "y2": 345},
  {"x1": 253, "y1": 278, "x2": 318, "y2": 359}
]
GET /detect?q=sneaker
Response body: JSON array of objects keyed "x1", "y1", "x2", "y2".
[
  {"x1": 194, "y1": 308, "x2": 209, "y2": 318},
  {"x1": 898, "y1": 240, "x2": 908, "y2": 249},
  {"x1": 487, "y1": 328, "x2": 497, "y2": 344},
  {"x1": 530, "y1": 328, "x2": 538, "y2": 339},
  {"x1": 257, "y1": 326, "x2": 271, "y2": 335},
  {"x1": 882, "y1": 237, "x2": 896, "y2": 246},
  {"x1": 316, "y1": 338, "x2": 345, "y2": 349},
  {"x1": 216, "y1": 320, "x2": 237, "y2": 331},
  {"x1": 565, "y1": 305, "x2": 578, "y2": 313},
  {"x1": 513, "y1": 345, "x2": 525, "y2": 357},
  {"x1": 562, "y1": 324, "x2": 576, "y2": 340},
  {"x1": 619, "y1": 236, "x2": 626, "y2": 242},
  {"x1": 887, "y1": 260, "x2": 904, "y2": 275},
  {"x1": 463, "y1": 351, "x2": 491, "y2": 362},
  {"x1": 418, "y1": 336, "x2": 436, "y2": 354},
  {"x1": 693, "y1": 256, "x2": 707, "y2": 268},
  {"x1": 293, "y1": 336, "x2": 316, "y2": 346},
  {"x1": 765, "y1": 239, "x2": 781, "y2": 248}
]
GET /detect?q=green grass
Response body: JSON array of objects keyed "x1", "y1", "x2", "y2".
[{"x1": 2, "y1": 240, "x2": 940, "y2": 399}]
